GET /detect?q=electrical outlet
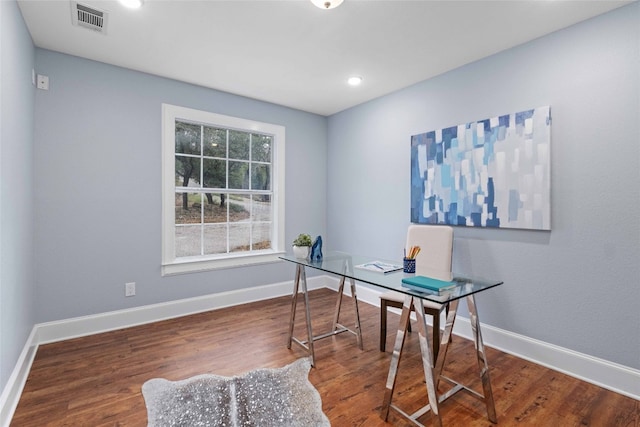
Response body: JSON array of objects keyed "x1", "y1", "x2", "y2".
[{"x1": 125, "y1": 282, "x2": 136, "y2": 297}]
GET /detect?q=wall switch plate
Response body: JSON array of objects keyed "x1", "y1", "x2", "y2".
[
  {"x1": 125, "y1": 282, "x2": 136, "y2": 297},
  {"x1": 36, "y1": 74, "x2": 49, "y2": 90}
]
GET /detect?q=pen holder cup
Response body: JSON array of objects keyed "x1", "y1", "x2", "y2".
[{"x1": 403, "y1": 257, "x2": 416, "y2": 273}]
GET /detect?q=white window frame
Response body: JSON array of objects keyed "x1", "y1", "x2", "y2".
[{"x1": 161, "y1": 104, "x2": 285, "y2": 276}]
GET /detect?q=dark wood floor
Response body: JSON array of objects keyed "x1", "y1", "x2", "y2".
[{"x1": 11, "y1": 288, "x2": 639, "y2": 426}]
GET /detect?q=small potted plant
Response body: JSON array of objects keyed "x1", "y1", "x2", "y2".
[{"x1": 292, "y1": 233, "x2": 313, "y2": 259}]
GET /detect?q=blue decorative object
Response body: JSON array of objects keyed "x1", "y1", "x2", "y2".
[{"x1": 310, "y1": 236, "x2": 323, "y2": 261}]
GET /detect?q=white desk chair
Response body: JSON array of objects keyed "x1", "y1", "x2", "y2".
[{"x1": 379, "y1": 225, "x2": 453, "y2": 362}]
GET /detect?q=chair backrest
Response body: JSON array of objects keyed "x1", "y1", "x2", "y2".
[{"x1": 406, "y1": 225, "x2": 453, "y2": 275}]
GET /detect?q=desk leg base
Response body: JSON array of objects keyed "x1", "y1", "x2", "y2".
[
  {"x1": 381, "y1": 295, "x2": 498, "y2": 426},
  {"x1": 287, "y1": 263, "x2": 364, "y2": 366},
  {"x1": 380, "y1": 294, "x2": 445, "y2": 425},
  {"x1": 332, "y1": 273, "x2": 364, "y2": 350},
  {"x1": 467, "y1": 294, "x2": 498, "y2": 423}
]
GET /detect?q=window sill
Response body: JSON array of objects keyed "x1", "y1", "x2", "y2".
[{"x1": 161, "y1": 251, "x2": 286, "y2": 276}]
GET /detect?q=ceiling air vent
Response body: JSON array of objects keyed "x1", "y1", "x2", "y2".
[{"x1": 71, "y1": 2, "x2": 109, "y2": 34}]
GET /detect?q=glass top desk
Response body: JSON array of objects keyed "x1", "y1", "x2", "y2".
[{"x1": 280, "y1": 251, "x2": 503, "y2": 427}]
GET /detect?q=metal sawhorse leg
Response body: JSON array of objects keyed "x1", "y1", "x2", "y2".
[
  {"x1": 381, "y1": 294, "x2": 497, "y2": 426},
  {"x1": 286, "y1": 262, "x2": 363, "y2": 366}
]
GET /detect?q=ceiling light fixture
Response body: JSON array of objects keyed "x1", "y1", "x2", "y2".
[
  {"x1": 347, "y1": 76, "x2": 362, "y2": 86},
  {"x1": 119, "y1": 0, "x2": 144, "y2": 9},
  {"x1": 310, "y1": 0, "x2": 344, "y2": 10}
]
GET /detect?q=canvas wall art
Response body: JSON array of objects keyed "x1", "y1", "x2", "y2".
[{"x1": 411, "y1": 106, "x2": 551, "y2": 230}]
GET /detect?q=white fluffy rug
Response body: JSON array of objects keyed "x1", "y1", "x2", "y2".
[{"x1": 142, "y1": 358, "x2": 330, "y2": 426}]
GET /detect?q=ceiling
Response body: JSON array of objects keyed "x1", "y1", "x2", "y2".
[{"x1": 18, "y1": 0, "x2": 631, "y2": 116}]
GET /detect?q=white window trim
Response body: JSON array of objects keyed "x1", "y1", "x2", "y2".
[{"x1": 161, "y1": 103, "x2": 285, "y2": 276}]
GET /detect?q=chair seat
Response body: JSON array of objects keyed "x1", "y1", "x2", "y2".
[{"x1": 379, "y1": 290, "x2": 443, "y2": 310}]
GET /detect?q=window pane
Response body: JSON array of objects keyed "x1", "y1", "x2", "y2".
[
  {"x1": 175, "y1": 192, "x2": 202, "y2": 224},
  {"x1": 228, "y1": 194, "x2": 250, "y2": 223},
  {"x1": 253, "y1": 194, "x2": 272, "y2": 222},
  {"x1": 203, "y1": 158, "x2": 226, "y2": 188},
  {"x1": 203, "y1": 127, "x2": 226, "y2": 158},
  {"x1": 229, "y1": 130, "x2": 250, "y2": 160},
  {"x1": 251, "y1": 164, "x2": 270, "y2": 191},
  {"x1": 203, "y1": 194, "x2": 227, "y2": 224},
  {"x1": 252, "y1": 134, "x2": 272, "y2": 162},
  {"x1": 229, "y1": 223, "x2": 250, "y2": 253},
  {"x1": 228, "y1": 161, "x2": 249, "y2": 189},
  {"x1": 175, "y1": 156, "x2": 201, "y2": 187},
  {"x1": 204, "y1": 224, "x2": 227, "y2": 255},
  {"x1": 175, "y1": 122, "x2": 201, "y2": 155},
  {"x1": 175, "y1": 225, "x2": 202, "y2": 258},
  {"x1": 164, "y1": 104, "x2": 285, "y2": 272},
  {"x1": 252, "y1": 223, "x2": 272, "y2": 250}
]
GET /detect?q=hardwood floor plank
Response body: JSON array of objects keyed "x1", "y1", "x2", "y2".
[{"x1": 10, "y1": 288, "x2": 639, "y2": 426}]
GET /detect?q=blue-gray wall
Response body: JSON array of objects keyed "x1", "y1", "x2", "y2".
[
  {"x1": 32, "y1": 51, "x2": 327, "y2": 322},
  {"x1": 1, "y1": 0, "x2": 638, "y2": 400},
  {"x1": 327, "y1": 3, "x2": 639, "y2": 369},
  {"x1": 0, "y1": 0, "x2": 35, "y2": 392}
]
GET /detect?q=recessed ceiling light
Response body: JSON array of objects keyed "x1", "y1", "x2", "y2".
[
  {"x1": 119, "y1": 0, "x2": 143, "y2": 9},
  {"x1": 347, "y1": 76, "x2": 363, "y2": 86}
]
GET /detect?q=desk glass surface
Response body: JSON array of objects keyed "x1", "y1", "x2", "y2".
[{"x1": 279, "y1": 251, "x2": 502, "y2": 304}]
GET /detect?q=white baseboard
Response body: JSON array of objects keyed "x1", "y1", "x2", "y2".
[
  {"x1": 0, "y1": 328, "x2": 38, "y2": 427},
  {"x1": 1, "y1": 274, "x2": 638, "y2": 426},
  {"x1": 36, "y1": 277, "x2": 327, "y2": 345},
  {"x1": 462, "y1": 320, "x2": 640, "y2": 400},
  {"x1": 343, "y1": 277, "x2": 640, "y2": 400}
]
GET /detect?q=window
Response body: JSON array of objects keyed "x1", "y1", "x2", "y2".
[{"x1": 162, "y1": 104, "x2": 285, "y2": 275}]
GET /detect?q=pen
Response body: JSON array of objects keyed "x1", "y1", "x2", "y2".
[{"x1": 364, "y1": 263, "x2": 384, "y2": 270}]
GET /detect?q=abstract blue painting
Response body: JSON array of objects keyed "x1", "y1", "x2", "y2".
[{"x1": 411, "y1": 106, "x2": 551, "y2": 230}]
